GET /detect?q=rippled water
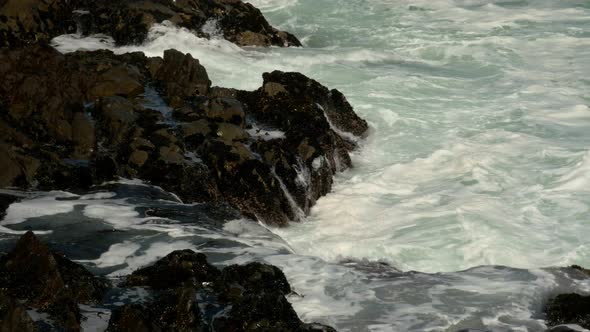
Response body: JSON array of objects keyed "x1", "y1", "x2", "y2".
[{"x1": 5, "y1": 0, "x2": 590, "y2": 331}]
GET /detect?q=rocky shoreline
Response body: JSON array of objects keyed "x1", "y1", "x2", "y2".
[
  {"x1": 1, "y1": 0, "x2": 588, "y2": 331},
  {"x1": 0, "y1": 0, "x2": 364, "y2": 330},
  {"x1": 0, "y1": 231, "x2": 335, "y2": 331}
]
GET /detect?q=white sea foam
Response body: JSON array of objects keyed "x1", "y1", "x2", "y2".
[{"x1": 2, "y1": 191, "x2": 79, "y2": 225}]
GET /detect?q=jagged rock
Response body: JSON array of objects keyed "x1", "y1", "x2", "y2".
[
  {"x1": 107, "y1": 286, "x2": 203, "y2": 332},
  {"x1": 203, "y1": 97, "x2": 245, "y2": 126},
  {"x1": 200, "y1": 138, "x2": 295, "y2": 225},
  {"x1": 0, "y1": 293, "x2": 36, "y2": 332},
  {"x1": 0, "y1": 0, "x2": 77, "y2": 48},
  {"x1": 0, "y1": 46, "x2": 367, "y2": 226},
  {"x1": 0, "y1": 232, "x2": 109, "y2": 331},
  {"x1": 149, "y1": 286, "x2": 202, "y2": 331},
  {"x1": 0, "y1": 0, "x2": 301, "y2": 48},
  {"x1": 235, "y1": 70, "x2": 369, "y2": 217},
  {"x1": 0, "y1": 143, "x2": 40, "y2": 187},
  {"x1": 125, "y1": 249, "x2": 220, "y2": 289},
  {"x1": 154, "y1": 49, "x2": 211, "y2": 107},
  {"x1": 256, "y1": 71, "x2": 368, "y2": 138},
  {"x1": 87, "y1": 65, "x2": 145, "y2": 100},
  {"x1": 545, "y1": 293, "x2": 590, "y2": 329},
  {"x1": 72, "y1": 0, "x2": 301, "y2": 48},
  {"x1": 215, "y1": 262, "x2": 292, "y2": 300},
  {"x1": 182, "y1": 119, "x2": 212, "y2": 138},
  {"x1": 95, "y1": 96, "x2": 138, "y2": 146},
  {"x1": 70, "y1": 112, "x2": 96, "y2": 159},
  {"x1": 118, "y1": 250, "x2": 337, "y2": 332},
  {"x1": 215, "y1": 122, "x2": 249, "y2": 142},
  {"x1": 106, "y1": 304, "x2": 160, "y2": 332}
]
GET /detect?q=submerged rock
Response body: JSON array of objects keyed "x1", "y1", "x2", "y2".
[{"x1": 0, "y1": 0, "x2": 301, "y2": 48}]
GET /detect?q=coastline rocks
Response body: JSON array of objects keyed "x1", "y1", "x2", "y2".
[
  {"x1": 0, "y1": 232, "x2": 337, "y2": 331},
  {"x1": 0, "y1": 46, "x2": 367, "y2": 226},
  {"x1": 111, "y1": 249, "x2": 335, "y2": 332},
  {"x1": 545, "y1": 293, "x2": 590, "y2": 330},
  {"x1": 0, "y1": 0, "x2": 78, "y2": 48},
  {"x1": 0, "y1": 231, "x2": 109, "y2": 331},
  {"x1": 0, "y1": 294, "x2": 36, "y2": 332},
  {"x1": 0, "y1": 0, "x2": 302, "y2": 48}
]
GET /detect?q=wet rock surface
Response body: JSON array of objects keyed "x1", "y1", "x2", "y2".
[
  {"x1": 0, "y1": 231, "x2": 109, "y2": 331},
  {"x1": 0, "y1": 0, "x2": 301, "y2": 48},
  {"x1": 0, "y1": 233, "x2": 336, "y2": 331},
  {"x1": 0, "y1": 45, "x2": 367, "y2": 226},
  {"x1": 545, "y1": 293, "x2": 590, "y2": 330}
]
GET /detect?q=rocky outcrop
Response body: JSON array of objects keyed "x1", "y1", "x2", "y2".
[
  {"x1": 109, "y1": 249, "x2": 336, "y2": 332},
  {"x1": 544, "y1": 266, "x2": 590, "y2": 331},
  {"x1": 0, "y1": 0, "x2": 301, "y2": 48},
  {"x1": 0, "y1": 231, "x2": 109, "y2": 331},
  {"x1": 0, "y1": 233, "x2": 336, "y2": 331},
  {"x1": 545, "y1": 293, "x2": 590, "y2": 330},
  {"x1": 0, "y1": 45, "x2": 367, "y2": 226}
]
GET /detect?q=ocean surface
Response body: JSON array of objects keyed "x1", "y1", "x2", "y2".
[{"x1": 2, "y1": 0, "x2": 590, "y2": 331}]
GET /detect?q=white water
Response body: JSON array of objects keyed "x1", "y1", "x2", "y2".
[{"x1": 21, "y1": 0, "x2": 590, "y2": 330}]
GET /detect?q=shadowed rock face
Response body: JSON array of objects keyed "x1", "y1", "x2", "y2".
[
  {"x1": 112, "y1": 249, "x2": 337, "y2": 332},
  {"x1": 0, "y1": 45, "x2": 367, "y2": 226},
  {"x1": 0, "y1": 0, "x2": 302, "y2": 48},
  {"x1": 545, "y1": 293, "x2": 590, "y2": 329},
  {"x1": 0, "y1": 233, "x2": 337, "y2": 331},
  {"x1": 0, "y1": 231, "x2": 109, "y2": 331}
]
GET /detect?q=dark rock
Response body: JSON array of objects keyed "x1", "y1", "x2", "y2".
[
  {"x1": 545, "y1": 293, "x2": 590, "y2": 329},
  {"x1": 72, "y1": 0, "x2": 302, "y2": 48},
  {"x1": 0, "y1": 46, "x2": 367, "y2": 227},
  {"x1": 0, "y1": 232, "x2": 109, "y2": 331},
  {"x1": 154, "y1": 49, "x2": 211, "y2": 107},
  {"x1": 202, "y1": 97, "x2": 245, "y2": 126},
  {"x1": 212, "y1": 292, "x2": 301, "y2": 331},
  {"x1": 107, "y1": 286, "x2": 203, "y2": 332},
  {"x1": 257, "y1": 71, "x2": 368, "y2": 138},
  {"x1": 215, "y1": 262, "x2": 292, "y2": 300},
  {"x1": 0, "y1": 293, "x2": 36, "y2": 332},
  {"x1": 125, "y1": 249, "x2": 220, "y2": 290},
  {"x1": 0, "y1": 192, "x2": 19, "y2": 220},
  {"x1": 0, "y1": 0, "x2": 301, "y2": 48},
  {"x1": 0, "y1": 0, "x2": 77, "y2": 48},
  {"x1": 106, "y1": 304, "x2": 161, "y2": 332},
  {"x1": 148, "y1": 286, "x2": 202, "y2": 332},
  {"x1": 121, "y1": 250, "x2": 336, "y2": 331}
]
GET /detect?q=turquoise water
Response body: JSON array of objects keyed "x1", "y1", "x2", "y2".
[
  {"x1": 251, "y1": 0, "x2": 590, "y2": 272},
  {"x1": 43, "y1": 0, "x2": 590, "y2": 330}
]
